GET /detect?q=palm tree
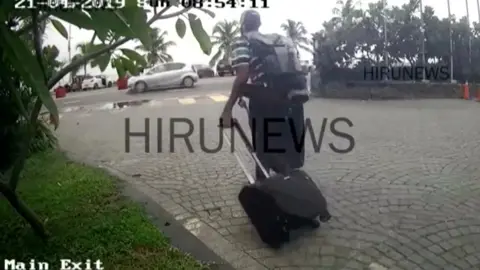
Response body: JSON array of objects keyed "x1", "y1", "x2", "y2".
[
  {"x1": 75, "y1": 42, "x2": 92, "y2": 76},
  {"x1": 70, "y1": 55, "x2": 82, "y2": 78},
  {"x1": 209, "y1": 20, "x2": 241, "y2": 67},
  {"x1": 419, "y1": 0, "x2": 426, "y2": 80},
  {"x1": 465, "y1": 0, "x2": 472, "y2": 78},
  {"x1": 135, "y1": 28, "x2": 175, "y2": 67},
  {"x1": 281, "y1": 19, "x2": 312, "y2": 55}
]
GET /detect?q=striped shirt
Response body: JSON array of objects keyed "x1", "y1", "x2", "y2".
[{"x1": 230, "y1": 33, "x2": 265, "y2": 84}]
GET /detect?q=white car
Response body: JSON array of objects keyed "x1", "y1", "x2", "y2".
[
  {"x1": 81, "y1": 75, "x2": 103, "y2": 90},
  {"x1": 127, "y1": 62, "x2": 198, "y2": 93},
  {"x1": 95, "y1": 75, "x2": 114, "y2": 88}
]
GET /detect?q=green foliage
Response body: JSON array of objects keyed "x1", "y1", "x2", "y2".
[
  {"x1": 134, "y1": 28, "x2": 176, "y2": 68},
  {"x1": 30, "y1": 118, "x2": 57, "y2": 154},
  {"x1": 0, "y1": 17, "x2": 59, "y2": 126},
  {"x1": 42, "y1": 45, "x2": 63, "y2": 81},
  {"x1": 188, "y1": 14, "x2": 212, "y2": 55},
  {"x1": 0, "y1": 44, "x2": 59, "y2": 174},
  {"x1": 281, "y1": 19, "x2": 311, "y2": 53},
  {"x1": 0, "y1": 81, "x2": 27, "y2": 173},
  {"x1": 50, "y1": 19, "x2": 68, "y2": 39},
  {"x1": 0, "y1": 151, "x2": 208, "y2": 269},
  {"x1": 0, "y1": 1, "x2": 215, "y2": 240},
  {"x1": 176, "y1": 18, "x2": 187, "y2": 38},
  {"x1": 313, "y1": 0, "x2": 480, "y2": 82},
  {"x1": 0, "y1": 82, "x2": 56, "y2": 173},
  {"x1": 111, "y1": 57, "x2": 127, "y2": 78},
  {"x1": 209, "y1": 20, "x2": 240, "y2": 67},
  {"x1": 121, "y1": 48, "x2": 148, "y2": 67}
]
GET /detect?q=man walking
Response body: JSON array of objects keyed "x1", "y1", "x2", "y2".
[{"x1": 219, "y1": 10, "x2": 308, "y2": 181}]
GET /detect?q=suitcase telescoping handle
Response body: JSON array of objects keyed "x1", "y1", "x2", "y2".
[
  {"x1": 219, "y1": 99, "x2": 270, "y2": 183},
  {"x1": 232, "y1": 119, "x2": 271, "y2": 180}
]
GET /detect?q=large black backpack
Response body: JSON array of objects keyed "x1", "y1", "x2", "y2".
[{"x1": 245, "y1": 32, "x2": 309, "y2": 104}]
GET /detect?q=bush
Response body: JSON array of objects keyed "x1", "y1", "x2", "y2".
[
  {"x1": 0, "y1": 4, "x2": 212, "y2": 240},
  {"x1": 0, "y1": 80, "x2": 57, "y2": 173}
]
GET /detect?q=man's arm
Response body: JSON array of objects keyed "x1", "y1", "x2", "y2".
[
  {"x1": 221, "y1": 38, "x2": 250, "y2": 115},
  {"x1": 222, "y1": 65, "x2": 249, "y2": 114}
]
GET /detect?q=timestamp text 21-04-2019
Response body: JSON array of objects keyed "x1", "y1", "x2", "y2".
[{"x1": 14, "y1": 0, "x2": 269, "y2": 10}]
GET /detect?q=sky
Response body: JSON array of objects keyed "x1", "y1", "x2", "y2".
[{"x1": 44, "y1": 0, "x2": 479, "y2": 84}]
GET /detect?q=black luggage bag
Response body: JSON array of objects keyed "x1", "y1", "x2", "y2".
[{"x1": 226, "y1": 110, "x2": 331, "y2": 249}]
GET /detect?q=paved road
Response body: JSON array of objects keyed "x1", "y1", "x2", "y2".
[
  {"x1": 55, "y1": 76, "x2": 234, "y2": 108},
  {"x1": 55, "y1": 90, "x2": 480, "y2": 269}
]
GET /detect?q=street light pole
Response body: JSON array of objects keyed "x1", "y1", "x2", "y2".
[
  {"x1": 477, "y1": 0, "x2": 480, "y2": 22},
  {"x1": 383, "y1": 0, "x2": 388, "y2": 68},
  {"x1": 447, "y1": 0, "x2": 454, "y2": 82},
  {"x1": 68, "y1": 23, "x2": 72, "y2": 82},
  {"x1": 419, "y1": 0, "x2": 427, "y2": 81},
  {"x1": 466, "y1": 0, "x2": 472, "y2": 82}
]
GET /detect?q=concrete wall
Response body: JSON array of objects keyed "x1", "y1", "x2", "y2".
[{"x1": 310, "y1": 77, "x2": 463, "y2": 100}]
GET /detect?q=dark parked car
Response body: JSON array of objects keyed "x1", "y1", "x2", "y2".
[
  {"x1": 194, "y1": 64, "x2": 215, "y2": 78},
  {"x1": 216, "y1": 60, "x2": 234, "y2": 76}
]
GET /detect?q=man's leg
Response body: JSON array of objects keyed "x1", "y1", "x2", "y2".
[
  {"x1": 248, "y1": 102, "x2": 270, "y2": 181},
  {"x1": 269, "y1": 103, "x2": 305, "y2": 174},
  {"x1": 249, "y1": 101, "x2": 301, "y2": 179},
  {"x1": 260, "y1": 104, "x2": 292, "y2": 176},
  {"x1": 286, "y1": 103, "x2": 306, "y2": 169}
]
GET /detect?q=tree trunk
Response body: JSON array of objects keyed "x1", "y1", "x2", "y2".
[
  {"x1": 0, "y1": 181, "x2": 48, "y2": 241},
  {"x1": 83, "y1": 65, "x2": 86, "y2": 76}
]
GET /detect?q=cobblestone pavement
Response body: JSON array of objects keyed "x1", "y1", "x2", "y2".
[{"x1": 55, "y1": 97, "x2": 480, "y2": 270}]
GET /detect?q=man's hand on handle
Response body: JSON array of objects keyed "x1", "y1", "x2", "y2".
[
  {"x1": 219, "y1": 98, "x2": 247, "y2": 128},
  {"x1": 219, "y1": 110, "x2": 234, "y2": 128}
]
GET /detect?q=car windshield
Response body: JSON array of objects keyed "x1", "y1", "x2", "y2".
[{"x1": 84, "y1": 75, "x2": 93, "y2": 79}]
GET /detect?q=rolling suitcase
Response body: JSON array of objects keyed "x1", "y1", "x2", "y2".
[{"x1": 223, "y1": 105, "x2": 331, "y2": 249}]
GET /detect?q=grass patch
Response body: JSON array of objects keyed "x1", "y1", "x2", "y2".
[{"x1": 0, "y1": 151, "x2": 208, "y2": 270}]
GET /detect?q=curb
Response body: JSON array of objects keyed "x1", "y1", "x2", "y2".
[
  {"x1": 108, "y1": 167, "x2": 235, "y2": 270},
  {"x1": 64, "y1": 153, "x2": 235, "y2": 270}
]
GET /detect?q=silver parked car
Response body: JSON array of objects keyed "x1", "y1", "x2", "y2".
[{"x1": 127, "y1": 62, "x2": 199, "y2": 93}]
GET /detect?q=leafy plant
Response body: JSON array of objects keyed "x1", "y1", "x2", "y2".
[
  {"x1": 0, "y1": 1, "x2": 214, "y2": 240},
  {"x1": 74, "y1": 42, "x2": 92, "y2": 76},
  {"x1": 313, "y1": 0, "x2": 479, "y2": 83},
  {"x1": 281, "y1": 19, "x2": 312, "y2": 54},
  {"x1": 135, "y1": 28, "x2": 176, "y2": 68},
  {"x1": 209, "y1": 20, "x2": 240, "y2": 67}
]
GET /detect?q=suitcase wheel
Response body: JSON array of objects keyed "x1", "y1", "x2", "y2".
[
  {"x1": 310, "y1": 219, "x2": 320, "y2": 229},
  {"x1": 238, "y1": 186, "x2": 290, "y2": 249},
  {"x1": 319, "y1": 212, "x2": 332, "y2": 222},
  {"x1": 269, "y1": 242, "x2": 282, "y2": 249},
  {"x1": 267, "y1": 230, "x2": 289, "y2": 249}
]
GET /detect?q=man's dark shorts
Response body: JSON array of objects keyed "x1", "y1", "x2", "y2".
[{"x1": 248, "y1": 98, "x2": 305, "y2": 175}]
